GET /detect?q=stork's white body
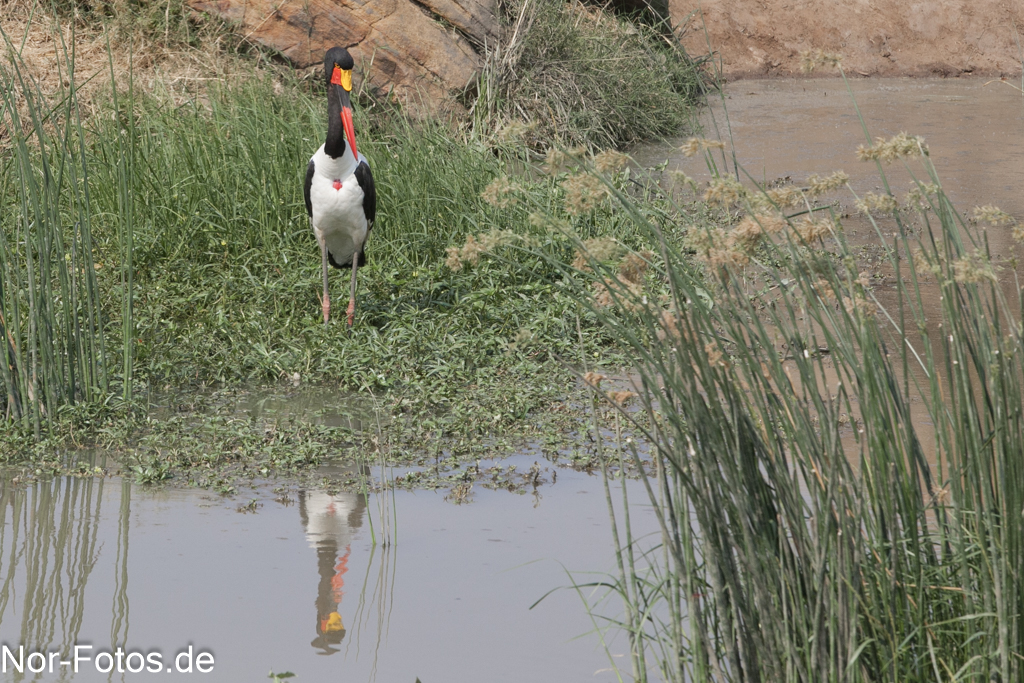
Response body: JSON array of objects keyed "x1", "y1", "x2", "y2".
[
  {"x1": 308, "y1": 144, "x2": 370, "y2": 268},
  {"x1": 307, "y1": 46, "x2": 376, "y2": 327}
]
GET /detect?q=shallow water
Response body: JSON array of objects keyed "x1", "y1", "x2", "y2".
[
  {"x1": 147, "y1": 385, "x2": 381, "y2": 431},
  {"x1": 635, "y1": 77, "x2": 1024, "y2": 231},
  {"x1": 634, "y1": 78, "x2": 1024, "y2": 472},
  {"x1": 0, "y1": 459, "x2": 657, "y2": 682}
]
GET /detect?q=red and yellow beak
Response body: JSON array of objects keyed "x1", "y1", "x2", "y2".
[
  {"x1": 340, "y1": 106, "x2": 358, "y2": 160},
  {"x1": 331, "y1": 66, "x2": 358, "y2": 159}
]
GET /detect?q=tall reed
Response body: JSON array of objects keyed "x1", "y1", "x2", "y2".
[
  {"x1": 0, "y1": 30, "x2": 137, "y2": 433},
  {"x1": 569, "y1": 91, "x2": 1023, "y2": 681}
]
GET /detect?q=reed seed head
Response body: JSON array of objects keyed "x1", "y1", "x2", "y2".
[
  {"x1": 606, "y1": 390, "x2": 637, "y2": 407},
  {"x1": 856, "y1": 133, "x2": 927, "y2": 162},
  {"x1": 843, "y1": 294, "x2": 877, "y2": 317},
  {"x1": 855, "y1": 192, "x2": 898, "y2": 215},
  {"x1": 703, "y1": 177, "x2": 746, "y2": 207},
  {"x1": 495, "y1": 120, "x2": 536, "y2": 143},
  {"x1": 764, "y1": 185, "x2": 804, "y2": 209},
  {"x1": 445, "y1": 230, "x2": 519, "y2": 270},
  {"x1": 593, "y1": 279, "x2": 643, "y2": 311},
  {"x1": 799, "y1": 49, "x2": 843, "y2": 73},
  {"x1": 680, "y1": 137, "x2": 725, "y2": 157},
  {"x1": 594, "y1": 150, "x2": 629, "y2": 174},
  {"x1": 445, "y1": 238, "x2": 476, "y2": 271},
  {"x1": 529, "y1": 212, "x2": 571, "y2": 236},
  {"x1": 952, "y1": 250, "x2": 998, "y2": 284},
  {"x1": 656, "y1": 309, "x2": 684, "y2": 342},
  {"x1": 730, "y1": 216, "x2": 764, "y2": 246},
  {"x1": 572, "y1": 237, "x2": 622, "y2": 271},
  {"x1": 706, "y1": 247, "x2": 750, "y2": 268},
  {"x1": 730, "y1": 213, "x2": 784, "y2": 247},
  {"x1": 806, "y1": 171, "x2": 849, "y2": 196},
  {"x1": 618, "y1": 250, "x2": 654, "y2": 285},
  {"x1": 972, "y1": 205, "x2": 1015, "y2": 226},
  {"x1": 905, "y1": 183, "x2": 939, "y2": 209},
  {"x1": 912, "y1": 248, "x2": 942, "y2": 276},
  {"x1": 690, "y1": 226, "x2": 752, "y2": 269},
  {"x1": 481, "y1": 175, "x2": 519, "y2": 208},
  {"x1": 794, "y1": 216, "x2": 834, "y2": 242},
  {"x1": 703, "y1": 342, "x2": 725, "y2": 367},
  {"x1": 562, "y1": 172, "x2": 609, "y2": 214},
  {"x1": 543, "y1": 148, "x2": 571, "y2": 175},
  {"x1": 813, "y1": 279, "x2": 839, "y2": 303}
]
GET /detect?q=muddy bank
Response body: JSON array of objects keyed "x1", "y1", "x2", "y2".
[{"x1": 671, "y1": 0, "x2": 1024, "y2": 78}]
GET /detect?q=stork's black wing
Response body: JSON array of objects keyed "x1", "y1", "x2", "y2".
[
  {"x1": 355, "y1": 160, "x2": 376, "y2": 230},
  {"x1": 303, "y1": 159, "x2": 315, "y2": 217}
]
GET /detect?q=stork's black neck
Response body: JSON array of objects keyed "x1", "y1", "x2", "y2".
[{"x1": 324, "y1": 85, "x2": 347, "y2": 159}]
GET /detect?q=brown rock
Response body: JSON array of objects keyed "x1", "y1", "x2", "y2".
[{"x1": 189, "y1": 0, "x2": 499, "y2": 112}]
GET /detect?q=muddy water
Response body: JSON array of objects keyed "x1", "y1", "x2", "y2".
[
  {"x1": 148, "y1": 385, "x2": 382, "y2": 431},
  {"x1": 0, "y1": 460, "x2": 656, "y2": 682},
  {"x1": 636, "y1": 77, "x2": 1024, "y2": 245},
  {"x1": 635, "y1": 78, "x2": 1023, "y2": 470},
  {"x1": 636, "y1": 78, "x2": 1024, "y2": 354}
]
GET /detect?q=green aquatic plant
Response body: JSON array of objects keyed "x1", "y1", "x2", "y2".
[{"x1": 563, "y1": 88, "x2": 1024, "y2": 681}]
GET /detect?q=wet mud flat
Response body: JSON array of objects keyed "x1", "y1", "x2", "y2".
[{"x1": 0, "y1": 458, "x2": 657, "y2": 682}]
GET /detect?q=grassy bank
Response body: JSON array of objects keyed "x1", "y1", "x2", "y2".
[
  {"x1": 476, "y1": 0, "x2": 706, "y2": 148},
  {"x1": 0, "y1": 5, "x2": 703, "y2": 482}
]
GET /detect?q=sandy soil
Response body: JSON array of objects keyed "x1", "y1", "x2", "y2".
[
  {"x1": 0, "y1": 0, "x2": 273, "y2": 114},
  {"x1": 669, "y1": 0, "x2": 1024, "y2": 79}
]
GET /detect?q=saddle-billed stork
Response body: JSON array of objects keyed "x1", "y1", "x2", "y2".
[{"x1": 304, "y1": 47, "x2": 377, "y2": 327}]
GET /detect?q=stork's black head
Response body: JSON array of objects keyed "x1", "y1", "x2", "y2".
[
  {"x1": 322, "y1": 47, "x2": 360, "y2": 160},
  {"x1": 324, "y1": 47, "x2": 354, "y2": 83}
]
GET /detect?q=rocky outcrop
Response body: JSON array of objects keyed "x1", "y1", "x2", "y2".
[
  {"x1": 670, "y1": 0, "x2": 1024, "y2": 78},
  {"x1": 188, "y1": 0, "x2": 501, "y2": 112}
]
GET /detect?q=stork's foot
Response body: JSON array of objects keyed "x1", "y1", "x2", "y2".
[
  {"x1": 346, "y1": 297, "x2": 355, "y2": 329},
  {"x1": 320, "y1": 292, "x2": 331, "y2": 325}
]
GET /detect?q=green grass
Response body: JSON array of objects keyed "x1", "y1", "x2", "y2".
[
  {"x1": 474, "y1": 0, "x2": 706, "y2": 149},
  {"x1": 0, "y1": 37, "x2": 696, "y2": 474}
]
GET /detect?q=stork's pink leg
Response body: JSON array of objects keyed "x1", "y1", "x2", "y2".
[
  {"x1": 320, "y1": 239, "x2": 331, "y2": 325},
  {"x1": 347, "y1": 249, "x2": 360, "y2": 329}
]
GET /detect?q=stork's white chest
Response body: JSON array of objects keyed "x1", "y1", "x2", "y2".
[{"x1": 309, "y1": 145, "x2": 368, "y2": 243}]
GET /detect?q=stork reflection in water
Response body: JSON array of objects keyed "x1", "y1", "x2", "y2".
[{"x1": 298, "y1": 489, "x2": 366, "y2": 654}]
